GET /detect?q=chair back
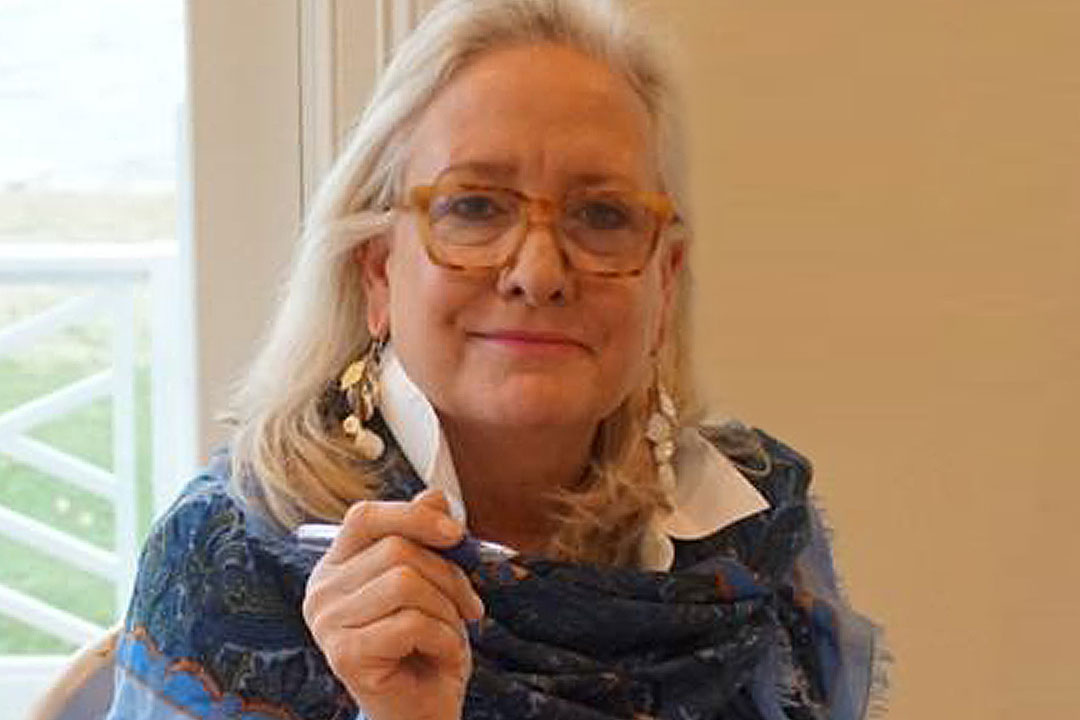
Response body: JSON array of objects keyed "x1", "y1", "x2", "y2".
[{"x1": 26, "y1": 627, "x2": 119, "y2": 720}]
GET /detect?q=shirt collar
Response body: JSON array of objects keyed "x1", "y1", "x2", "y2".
[{"x1": 377, "y1": 347, "x2": 770, "y2": 570}]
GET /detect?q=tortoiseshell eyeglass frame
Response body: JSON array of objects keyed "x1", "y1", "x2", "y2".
[{"x1": 399, "y1": 180, "x2": 677, "y2": 278}]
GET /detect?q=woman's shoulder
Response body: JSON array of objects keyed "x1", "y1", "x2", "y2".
[
  {"x1": 131, "y1": 450, "x2": 314, "y2": 619},
  {"x1": 112, "y1": 453, "x2": 351, "y2": 719},
  {"x1": 133, "y1": 454, "x2": 282, "y2": 587},
  {"x1": 697, "y1": 419, "x2": 814, "y2": 507},
  {"x1": 674, "y1": 420, "x2": 817, "y2": 578},
  {"x1": 146, "y1": 453, "x2": 242, "y2": 543},
  {"x1": 145, "y1": 451, "x2": 302, "y2": 556}
]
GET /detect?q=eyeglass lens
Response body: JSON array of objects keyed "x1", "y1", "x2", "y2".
[{"x1": 425, "y1": 185, "x2": 659, "y2": 273}]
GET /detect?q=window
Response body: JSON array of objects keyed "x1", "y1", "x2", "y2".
[
  {"x1": 0, "y1": 0, "x2": 434, "y2": 713},
  {"x1": 0, "y1": 0, "x2": 188, "y2": 707}
]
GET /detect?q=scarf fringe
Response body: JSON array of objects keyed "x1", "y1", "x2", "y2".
[
  {"x1": 865, "y1": 627, "x2": 893, "y2": 719},
  {"x1": 806, "y1": 496, "x2": 893, "y2": 720}
]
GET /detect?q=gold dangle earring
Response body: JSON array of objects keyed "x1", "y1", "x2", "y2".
[
  {"x1": 338, "y1": 335, "x2": 386, "y2": 460},
  {"x1": 645, "y1": 365, "x2": 678, "y2": 492}
]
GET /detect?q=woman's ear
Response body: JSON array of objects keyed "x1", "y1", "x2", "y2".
[
  {"x1": 356, "y1": 233, "x2": 392, "y2": 337},
  {"x1": 652, "y1": 236, "x2": 686, "y2": 353},
  {"x1": 660, "y1": 236, "x2": 686, "y2": 298}
]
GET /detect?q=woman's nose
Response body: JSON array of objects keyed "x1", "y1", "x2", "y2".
[{"x1": 495, "y1": 224, "x2": 573, "y2": 306}]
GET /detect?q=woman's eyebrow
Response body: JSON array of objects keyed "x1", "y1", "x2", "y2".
[
  {"x1": 563, "y1": 170, "x2": 637, "y2": 189},
  {"x1": 439, "y1": 161, "x2": 517, "y2": 180},
  {"x1": 439, "y1": 163, "x2": 637, "y2": 188}
]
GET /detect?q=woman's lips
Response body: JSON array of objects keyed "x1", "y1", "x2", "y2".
[{"x1": 470, "y1": 330, "x2": 588, "y2": 353}]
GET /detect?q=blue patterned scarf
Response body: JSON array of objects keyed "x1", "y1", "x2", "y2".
[{"x1": 106, "y1": 424, "x2": 885, "y2": 720}]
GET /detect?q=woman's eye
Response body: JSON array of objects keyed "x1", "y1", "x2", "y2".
[
  {"x1": 577, "y1": 201, "x2": 631, "y2": 230},
  {"x1": 446, "y1": 194, "x2": 505, "y2": 221}
]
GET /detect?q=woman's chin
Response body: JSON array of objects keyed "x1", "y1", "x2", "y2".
[{"x1": 469, "y1": 381, "x2": 602, "y2": 431}]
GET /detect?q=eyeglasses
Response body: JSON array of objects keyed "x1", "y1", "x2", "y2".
[{"x1": 399, "y1": 175, "x2": 676, "y2": 278}]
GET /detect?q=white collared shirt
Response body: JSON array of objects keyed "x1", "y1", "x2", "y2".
[{"x1": 377, "y1": 348, "x2": 770, "y2": 571}]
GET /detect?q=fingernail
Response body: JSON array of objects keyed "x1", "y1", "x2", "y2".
[{"x1": 437, "y1": 517, "x2": 461, "y2": 540}]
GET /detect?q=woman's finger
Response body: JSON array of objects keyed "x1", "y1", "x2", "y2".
[
  {"x1": 313, "y1": 534, "x2": 484, "y2": 622},
  {"x1": 316, "y1": 562, "x2": 467, "y2": 632},
  {"x1": 330, "y1": 608, "x2": 471, "y2": 690},
  {"x1": 325, "y1": 490, "x2": 464, "y2": 564}
]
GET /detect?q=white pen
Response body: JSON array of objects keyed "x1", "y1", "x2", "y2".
[{"x1": 295, "y1": 523, "x2": 518, "y2": 573}]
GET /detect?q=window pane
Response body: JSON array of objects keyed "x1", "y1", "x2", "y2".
[
  {"x1": 0, "y1": 0, "x2": 184, "y2": 655},
  {"x1": 0, "y1": 0, "x2": 183, "y2": 224}
]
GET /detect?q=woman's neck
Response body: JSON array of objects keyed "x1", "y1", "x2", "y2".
[{"x1": 440, "y1": 417, "x2": 596, "y2": 554}]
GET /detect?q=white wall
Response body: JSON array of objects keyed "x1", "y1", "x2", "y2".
[
  {"x1": 185, "y1": 0, "x2": 438, "y2": 458},
  {"x1": 186, "y1": 0, "x2": 303, "y2": 456}
]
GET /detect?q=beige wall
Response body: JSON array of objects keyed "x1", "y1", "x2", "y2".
[{"x1": 660, "y1": 2, "x2": 1079, "y2": 718}]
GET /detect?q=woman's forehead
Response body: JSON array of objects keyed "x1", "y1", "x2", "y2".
[
  {"x1": 436, "y1": 160, "x2": 643, "y2": 186},
  {"x1": 413, "y1": 152, "x2": 651, "y2": 190},
  {"x1": 404, "y1": 43, "x2": 658, "y2": 188}
]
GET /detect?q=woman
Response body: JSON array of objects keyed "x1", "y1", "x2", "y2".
[{"x1": 106, "y1": 1, "x2": 885, "y2": 719}]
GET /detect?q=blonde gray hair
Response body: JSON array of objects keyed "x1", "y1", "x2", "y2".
[{"x1": 229, "y1": 0, "x2": 696, "y2": 565}]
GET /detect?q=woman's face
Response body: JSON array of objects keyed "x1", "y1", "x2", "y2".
[{"x1": 362, "y1": 43, "x2": 683, "y2": 435}]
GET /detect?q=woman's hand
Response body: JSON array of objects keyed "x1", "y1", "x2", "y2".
[{"x1": 303, "y1": 489, "x2": 484, "y2": 720}]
